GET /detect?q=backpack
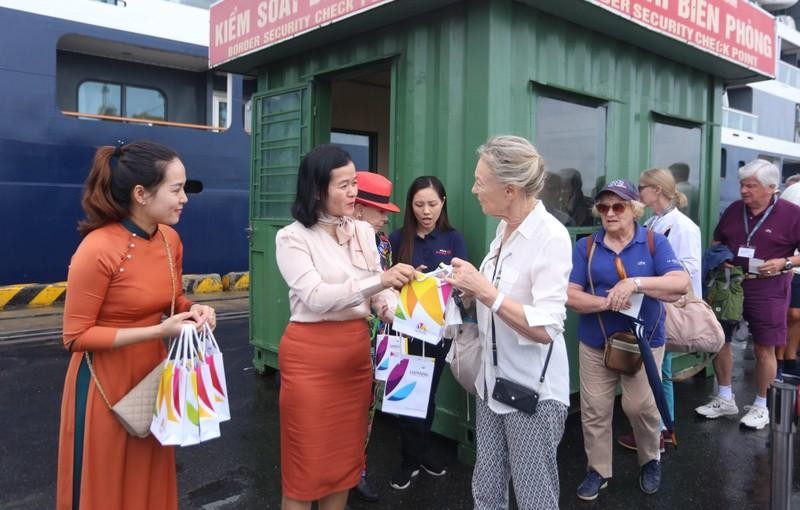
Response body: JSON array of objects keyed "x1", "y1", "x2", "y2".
[{"x1": 704, "y1": 265, "x2": 744, "y2": 324}]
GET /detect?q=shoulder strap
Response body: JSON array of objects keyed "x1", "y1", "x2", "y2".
[
  {"x1": 647, "y1": 228, "x2": 655, "y2": 256},
  {"x1": 586, "y1": 233, "x2": 594, "y2": 258}
]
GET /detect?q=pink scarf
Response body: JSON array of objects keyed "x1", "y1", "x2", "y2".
[{"x1": 318, "y1": 213, "x2": 378, "y2": 272}]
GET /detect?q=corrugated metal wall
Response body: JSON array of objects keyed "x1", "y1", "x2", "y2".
[{"x1": 249, "y1": 0, "x2": 722, "y2": 410}]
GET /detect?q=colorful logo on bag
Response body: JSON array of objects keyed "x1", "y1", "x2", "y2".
[
  {"x1": 384, "y1": 358, "x2": 416, "y2": 401},
  {"x1": 394, "y1": 275, "x2": 452, "y2": 325},
  {"x1": 375, "y1": 335, "x2": 390, "y2": 370}
]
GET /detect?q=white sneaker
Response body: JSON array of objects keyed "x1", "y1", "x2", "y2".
[
  {"x1": 695, "y1": 395, "x2": 739, "y2": 418},
  {"x1": 740, "y1": 405, "x2": 769, "y2": 430}
]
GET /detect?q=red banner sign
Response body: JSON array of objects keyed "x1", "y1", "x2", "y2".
[
  {"x1": 210, "y1": 0, "x2": 394, "y2": 67},
  {"x1": 587, "y1": 0, "x2": 776, "y2": 77}
]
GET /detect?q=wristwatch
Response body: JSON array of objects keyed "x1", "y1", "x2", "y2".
[
  {"x1": 785, "y1": 257, "x2": 794, "y2": 271},
  {"x1": 632, "y1": 278, "x2": 643, "y2": 293}
]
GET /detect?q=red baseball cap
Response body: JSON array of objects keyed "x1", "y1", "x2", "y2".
[{"x1": 355, "y1": 171, "x2": 400, "y2": 212}]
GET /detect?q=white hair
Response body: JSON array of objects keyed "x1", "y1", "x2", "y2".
[
  {"x1": 477, "y1": 135, "x2": 545, "y2": 197},
  {"x1": 738, "y1": 159, "x2": 780, "y2": 188}
]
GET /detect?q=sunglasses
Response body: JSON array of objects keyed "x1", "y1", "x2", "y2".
[
  {"x1": 638, "y1": 184, "x2": 654, "y2": 192},
  {"x1": 596, "y1": 202, "x2": 628, "y2": 215}
]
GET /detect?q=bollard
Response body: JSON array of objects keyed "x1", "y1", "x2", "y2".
[{"x1": 769, "y1": 380, "x2": 797, "y2": 510}]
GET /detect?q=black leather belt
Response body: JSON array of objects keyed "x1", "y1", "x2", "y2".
[{"x1": 744, "y1": 270, "x2": 791, "y2": 280}]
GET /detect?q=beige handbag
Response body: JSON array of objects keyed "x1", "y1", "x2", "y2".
[
  {"x1": 664, "y1": 290, "x2": 725, "y2": 353},
  {"x1": 85, "y1": 228, "x2": 175, "y2": 438}
]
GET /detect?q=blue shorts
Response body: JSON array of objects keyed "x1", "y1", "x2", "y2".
[{"x1": 791, "y1": 273, "x2": 800, "y2": 309}]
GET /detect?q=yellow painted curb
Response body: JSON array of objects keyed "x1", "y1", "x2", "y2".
[{"x1": 222, "y1": 272, "x2": 249, "y2": 291}]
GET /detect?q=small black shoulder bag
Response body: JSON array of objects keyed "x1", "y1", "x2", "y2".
[{"x1": 488, "y1": 248, "x2": 554, "y2": 415}]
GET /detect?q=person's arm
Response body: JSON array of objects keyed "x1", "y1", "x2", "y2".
[
  {"x1": 62, "y1": 237, "x2": 196, "y2": 352},
  {"x1": 567, "y1": 283, "x2": 609, "y2": 314}
]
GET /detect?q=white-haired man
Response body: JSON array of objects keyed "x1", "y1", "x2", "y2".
[{"x1": 696, "y1": 159, "x2": 800, "y2": 429}]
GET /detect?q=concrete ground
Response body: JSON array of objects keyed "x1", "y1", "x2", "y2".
[{"x1": 1, "y1": 295, "x2": 798, "y2": 509}]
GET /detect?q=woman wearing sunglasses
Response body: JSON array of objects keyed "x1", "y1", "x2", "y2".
[
  {"x1": 614, "y1": 169, "x2": 701, "y2": 452},
  {"x1": 566, "y1": 179, "x2": 689, "y2": 501}
]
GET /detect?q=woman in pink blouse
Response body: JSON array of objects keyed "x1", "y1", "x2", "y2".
[{"x1": 275, "y1": 144, "x2": 415, "y2": 510}]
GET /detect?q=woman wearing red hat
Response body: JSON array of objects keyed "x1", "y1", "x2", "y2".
[{"x1": 350, "y1": 170, "x2": 401, "y2": 503}]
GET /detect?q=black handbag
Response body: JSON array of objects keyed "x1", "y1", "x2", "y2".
[{"x1": 488, "y1": 249, "x2": 554, "y2": 415}]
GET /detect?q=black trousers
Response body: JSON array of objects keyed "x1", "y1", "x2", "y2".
[{"x1": 398, "y1": 337, "x2": 452, "y2": 469}]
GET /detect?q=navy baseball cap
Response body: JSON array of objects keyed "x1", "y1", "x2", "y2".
[{"x1": 595, "y1": 179, "x2": 639, "y2": 201}]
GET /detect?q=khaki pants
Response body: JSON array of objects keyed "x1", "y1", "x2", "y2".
[{"x1": 579, "y1": 342, "x2": 664, "y2": 478}]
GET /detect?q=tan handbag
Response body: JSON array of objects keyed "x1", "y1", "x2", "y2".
[
  {"x1": 587, "y1": 235, "x2": 656, "y2": 376},
  {"x1": 664, "y1": 290, "x2": 725, "y2": 353},
  {"x1": 85, "y1": 228, "x2": 175, "y2": 438},
  {"x1": 602, "y1": 331, "x2": 643, "y2": 376}
]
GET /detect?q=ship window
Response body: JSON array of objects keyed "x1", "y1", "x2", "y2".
[
  {"x1": 651, "y1": 119, "x2": 702, "y2": 222},
  {"x1": 77, "y1": 80, "x2": 165, "y2": 121},
  {"x1": 78, "y1": 81, "x2": 121, "y2": 117},
  {"x1": 126, "y1": 86, "x2": 165, "y2": 121},
  {"x1": 535, "y1": 95, "x2": 607, "y2": 228}
]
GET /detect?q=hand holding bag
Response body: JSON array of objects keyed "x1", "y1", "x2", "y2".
[{"x1": 85, "y1": 228, "x2": 177, "y2": 438}]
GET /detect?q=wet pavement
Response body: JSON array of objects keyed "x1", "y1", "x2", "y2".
[{"x1": 1, "y1": 298, "x2": 799, "y2": 509}]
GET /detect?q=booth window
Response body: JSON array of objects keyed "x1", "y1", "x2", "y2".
[
  {"x1": 77, "y1": 80, "x2": 165, "y2": 121},
  {"x1": 651, "y1": 118, "x2": 701, "y2": 221},
  {"x1": 331, "y1": 130, "x2": 376, "y2": 170},
  {"x1": 535, "y1": 94, "x2": 607, "y2": 228},
  {"x1": 252, "y1": 88, "x2": 308, "y2": 220}
]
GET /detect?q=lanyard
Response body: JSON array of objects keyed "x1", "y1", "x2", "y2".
[
  {"x1": 743, "y1": 196, "x2": 776, "y2": 247},
  {"x1": 646, "y1": 206, "x2": 674, "y2": 233}
]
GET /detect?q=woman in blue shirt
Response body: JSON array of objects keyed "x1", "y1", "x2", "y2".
[{"x1": 388, "y1": 176, "x2": 467, "y2": 490}]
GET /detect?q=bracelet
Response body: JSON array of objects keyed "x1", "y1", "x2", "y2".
[{"x1": 491, "y1": 292, "x2": 505, "y2": 313}]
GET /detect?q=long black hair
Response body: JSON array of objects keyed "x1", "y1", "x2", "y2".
[
  {"x1": 396, "y1": 176, "x2": 453, "y2": 265},
  {"x1": 291, "y1": 144, "x2": 353, "y2": 227}
]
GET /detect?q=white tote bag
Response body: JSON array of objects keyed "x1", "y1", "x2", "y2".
[{"x1": 381, "y1": 352, "x2": 434, "y2": 419}]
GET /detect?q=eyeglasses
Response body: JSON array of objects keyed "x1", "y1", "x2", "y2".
[
  {"x1": 596, "y1": 202, "x2": 628, "y2": 215},
  {"x1": 638, "y1": 184, "x2": 653, "y2": 192}
]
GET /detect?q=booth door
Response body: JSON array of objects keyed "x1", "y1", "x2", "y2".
[{"x1": 248, "y1": 85, "x2": 312, "y2": 372}]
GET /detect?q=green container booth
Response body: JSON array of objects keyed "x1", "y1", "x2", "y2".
[{"x1": 211, "y1": 0, "x2": 775, "y2": 462}]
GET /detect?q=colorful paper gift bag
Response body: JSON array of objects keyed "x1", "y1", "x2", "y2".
[
  {"x1": 392, "y1": 272, "x2": 453, "y2": 344},
  {"x1": 189, "y1": 331, "x2": 221, "y2": 442},
  {"x1": 180, "y1": 331, "x2": 201, "y2": 447},
  {"x1": 200, "y1": 323, "x2": 230, "y2": 421},
  {"x1": 381, "y1": 352, "x2": 434, "y2": 419},
  {"x1": 151, "y1": 329, "x2": 187, "y2": 445},
  {"x1": 374, "y1": 333, "x2": 405, "y2": 382}
]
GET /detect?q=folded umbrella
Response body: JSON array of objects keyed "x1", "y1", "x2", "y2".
[{"x1": 634, "y1": 315, "x2": 677, "y2": 447}]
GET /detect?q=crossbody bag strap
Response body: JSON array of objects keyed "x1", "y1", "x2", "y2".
[
  {"x1": 587, "y1": 235, "x2": 610, "y2": 343},
  {"x1": 489, "y1": 246, "x2": 555, "y2": 387},
  {"x1": 86, "y1": 227, "x2": 177, "y2": 410}
]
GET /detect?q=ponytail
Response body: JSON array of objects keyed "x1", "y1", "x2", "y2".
[
  {"x1": 674, "y1": 190, "x2": 689, "y2": 210},
  {"x1": 78, "y1": 146, "x2": 127, "y2": 236}
]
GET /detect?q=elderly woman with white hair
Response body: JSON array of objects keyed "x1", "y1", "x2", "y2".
[
  {"x1": 567, "y1": 180, "x2": 688, "y2": 501},
  {"x1": 696, "y1": 159, "x2": 800, "y2": 430},
  {"x1": 445, "y1": 135, "x2": 572, "y2": 509}
]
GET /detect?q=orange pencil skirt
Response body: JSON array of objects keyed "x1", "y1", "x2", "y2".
[{"x1": 278, "y1": 319, "x2": 372, "y2": 500}]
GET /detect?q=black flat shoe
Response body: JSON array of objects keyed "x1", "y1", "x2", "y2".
[{"x1": 354, "y1": 475, "x2": 380, "y2": 502}]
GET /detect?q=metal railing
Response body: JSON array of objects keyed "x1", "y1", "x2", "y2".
[
  {"x1": 61, "y1": 110, "x2": 223, "y2": 132},
  {"x1": 777, "y1": 61, "x2": 800, "y2": 90},
  {"x1": 722, "y1": 107, "x2": 759, "y2": 133}
]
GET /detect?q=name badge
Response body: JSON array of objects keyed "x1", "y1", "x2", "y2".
[{"x1": 738, "y1": 246, "x2": 755, "y2": 258}]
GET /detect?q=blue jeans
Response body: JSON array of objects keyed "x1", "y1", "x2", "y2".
[{"x1": 662, "y1": 352, "x2": 674, "y2": 426}]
